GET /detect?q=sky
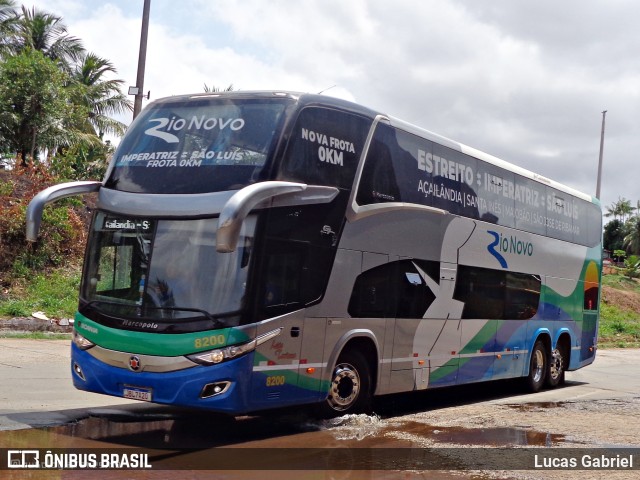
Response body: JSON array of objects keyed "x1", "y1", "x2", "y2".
[{"x1": 24, "y1": 0, "x2": 640, "y2": 213}]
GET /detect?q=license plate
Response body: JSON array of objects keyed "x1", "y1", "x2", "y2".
[{"x1": 123, "y1": 386, "x2": 152, "y2": 402}]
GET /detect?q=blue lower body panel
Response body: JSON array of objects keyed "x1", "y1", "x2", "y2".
[{"x1": 71, "y1": 344, "x2": 254, "y2": 414}]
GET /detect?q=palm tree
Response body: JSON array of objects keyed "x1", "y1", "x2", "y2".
[
  {"x1": 619, "y1": 198, "x2": 634, "y2": 223},
  {"x1": 605, "y1": 197, "x2": 634, "y2": 223},
  {"x1": 0, "y1": 0, "x2": 17, "y2": 57},
  {"x1": 203, "y1": 84, "x2": 235, "y2": 93},
  {"x1": 9, "y1": 5, "x2": 84, "y2": 71},
  {"x1": 72, "y1": 52, "x2": 132, "y2": 137},
  {"x1": 0, "y1": 0, "x2": 15, "y2": 19},
  {"x1": 624, "y1": 217, "x2": 640, "y2": 255}
]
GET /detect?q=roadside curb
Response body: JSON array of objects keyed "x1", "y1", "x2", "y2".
[{"x1": 0, "y1": 317, "x2": 73, "y2": 334}]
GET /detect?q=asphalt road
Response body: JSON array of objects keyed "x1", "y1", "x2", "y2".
[
  {"x1": 1, "y1": 339, "x2": 639, "y2": 478},
  {"x1": 1, "y1": 338, "x2": 639, "y2": 431}
]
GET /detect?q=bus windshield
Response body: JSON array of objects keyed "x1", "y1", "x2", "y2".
[
  {"x1": 106, "y1": 97, "x2": 289, "y2": 194},
  {"x1": 81, "y1": 212, "x2": 256, "y2": 326}
]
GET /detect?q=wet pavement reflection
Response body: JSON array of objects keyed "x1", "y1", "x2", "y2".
[{"x1": 0, "y1": 382, "x2": 572, "y2": 478}]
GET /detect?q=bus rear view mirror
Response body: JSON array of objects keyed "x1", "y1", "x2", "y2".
[
  {"x1": 216, "y1": 181, "x2": 339, "y2": 253},
  {"x1": 26, "y1": 181, "x2": 102, "y2": 242}
]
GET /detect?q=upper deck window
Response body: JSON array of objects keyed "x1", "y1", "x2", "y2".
[
  {"x1": 106, "y1": 97, "x2": 289, "y2": 194},
  {"x1": 278, "y1": 107, "x2": 371, "y2": 189}
]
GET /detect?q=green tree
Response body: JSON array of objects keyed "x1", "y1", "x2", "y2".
[
  {"x1": 622, "y1": 255, "x2": 640, "y2": 279},
  {"x1": 605, "y1": 197, "x2": 634, "y2": 224},
  {"x1": 623, "y1": 216, "x2": 640, "y2": 256},
  {"x1": 0, "y1": 49, "x2": 72, "y2": 165},
  {"x1": 0, "y1": 0, "x2": 16, "y2": 21},
  {"x1": 71, "y1": 52, "x2": 132, "y2": 137},
  {"x1": 50, "y1": 139, "x2": 114, "y2": 180},
  {"x1": 7, "y1": 5, "x2": 83, "y2": 70},
  {"x1": 603, "y1": 219, "x2": 626, "y2": 254},
  {"x1": 0, "y1": 1, "x2": 17, "y2": 56},
  {"x1": 0, "y1": 4, "x2": 129, "y2": 172}
]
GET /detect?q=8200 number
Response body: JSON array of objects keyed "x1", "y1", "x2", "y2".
[
  {"x1": 266, "y1": 375, "x2": 286, "y2": 387},
  {"x1": 194, "y1": 334, "x2": 226, "y2": 349}
]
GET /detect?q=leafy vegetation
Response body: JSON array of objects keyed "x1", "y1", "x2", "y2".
[
  {"x1": 0, "y1": 263, "x2": 81, "y2": 318},
  {"x1": 604, "y1": 197, "x2": 640, "y2": 257},
  {"x1": 0, "y1": 3, "x2": 124, "y2": 309},
  {"x1": 599, "y1": 303, "x2": 640, "y2": 348},
  {"x1": 0, "y1": 1, "x2": 131, "y2": 167},
  {"x1": 599, "y1": 272, "x2": 640, "y2": 347}
]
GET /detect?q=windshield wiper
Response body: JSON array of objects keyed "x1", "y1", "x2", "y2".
[{"x1": 84, "y1": 300, "x2": 226, "y2": 328}]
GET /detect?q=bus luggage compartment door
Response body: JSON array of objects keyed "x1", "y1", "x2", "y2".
[{"x1": 249, "y1": 311, "x2": 304, "y2": 409}]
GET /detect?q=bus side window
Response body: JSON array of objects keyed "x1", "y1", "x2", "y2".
[
  {"x1": 348, "y1": 263, "x2": 395, "y2": 318},
  {"x1": 348, "y1": 260, "x2": 438, "y2": 318},
  {"x1": 263, "y1": 248, "x2": 303, "y2": 307},
  {"x1": 357, "y1": 137, "x2": 401, "y2": 204},
  {"x1": 453, "y1": 266, "x2": 541, "y2": 320}
]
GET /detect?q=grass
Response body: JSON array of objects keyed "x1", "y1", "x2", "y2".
[
  {"x1": 0, "y1": 264, "x2": 81, "y2": 319},
  {"x1": 0, "y1": 331, "x2": 71, "y2": 340},
  {"x1": 599, "y1": 303, "x2": 640, "y2": 348},
  {"x1": 599, "y1": 273, "x2": 640, "y2": 348},
  {"x1": 602, "y1": 272, "x2": 640, "y2": 293}
]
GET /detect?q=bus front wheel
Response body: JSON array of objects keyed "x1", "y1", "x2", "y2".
[
  {"x1": 525, "y1": 340, "x2": 547, "y2": 393},
  {"x1": 323, "y1": 350, "x2": 372, "y2": 415}
]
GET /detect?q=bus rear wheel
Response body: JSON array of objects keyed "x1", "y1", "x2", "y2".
[
  {"x1": 525, "y1": 340, "x2": 547, "y2": 393},
  {"x1": 546, "y1": 344, "x2": 566, "y2": 388},
  {"x1": 322, "y1": 350, "x2": 372, "y2": 416}
]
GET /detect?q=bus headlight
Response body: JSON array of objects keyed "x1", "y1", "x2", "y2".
[
  {"x1": 187, "y1": 327, "x2": 282, "y2": 366},
  {"x1": 72, "y1": 330, "x2": 95, "y2": 350},
  {"x1": 210, "y1": 350, "x2": 225, "y2": 364}
]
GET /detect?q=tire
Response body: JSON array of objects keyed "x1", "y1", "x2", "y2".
[
  {"x1": 320, "y1": 349, "x2": 372, "y2": 416},
  {"x1": 546, "y1": 344, "x2": 566, "y2": 388},
  {"x1": 525, "y1": 340, "x2": 547, "y2": 393}
]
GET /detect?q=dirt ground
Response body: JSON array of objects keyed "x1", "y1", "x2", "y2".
[{"x1": 603, "y1": 284, "x2": 640, "y2": 312}]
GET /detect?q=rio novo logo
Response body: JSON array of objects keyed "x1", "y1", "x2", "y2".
[
  {"x1": 487, "y1": 230, "x2": 534, "y2": 268},
  {"x1": 145, "y1": 116, "x2": 245, "y2": 143}
]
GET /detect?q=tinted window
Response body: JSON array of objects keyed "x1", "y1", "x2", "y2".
[
  {"x1": 258, "y1": 197, "x2": 349, "y2": 319},
  {"x1": 279, "y1": 107, "x2": 371, "y2": 189},
  {"x1": 356, "y1": 124, "x2": 411, "y2": 205},
  {"x1": 355, "y1": 124, "x2": 601, "y2": 247},
  {"x1": 82, "y1": 213, "x2": 256, "y2": 326},
  {"x1": 545, "y1": 187, "x2": 575, "y2": 243},
  {"x1": 454, "y1": 265, "x2": 540, "y2": 320},
  {"x1": 106, "y1": 97, "x2": 288, "y2": 194},
  {"x1": 513, "y1": 176, "x2": 547, "y2": 236},
  {"x1": 348, "y1": 259, "x2": 440, "y2": 318}
]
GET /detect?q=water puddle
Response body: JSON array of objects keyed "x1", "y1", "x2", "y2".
[
  {"x1": 318, "y1": 414, "x2": 386, "y2": 441},
  {"x1": 505, "y1": 401, "x2": 566, "y2": 412},
  {"x1": 0, "y1": 409, "x2": 572, "y2": 476},
  {"x1": 388, "y1": 420, "x2": 565, "y2": 447},
  {"x1": 0, "y1": 408, "x2": 567, "y2": 450}
]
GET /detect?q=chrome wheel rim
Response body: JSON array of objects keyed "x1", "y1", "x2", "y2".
[
  {"x1": 532, "y1": 349, "x2": 545, "y2": 383},
  {"x1": 549, "y1": 348, "x2": 563, "y2": 381},
  {"x1": 327, "y1": 362, "x2": 360, "y2": 411}
]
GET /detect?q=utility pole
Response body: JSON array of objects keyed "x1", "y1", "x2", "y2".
[
  {"x1": 132, "y1": 0, "x2": 151, "y2": 120},
  {"x1": 596, "y1": 110, "x2": 607, "y2": 200}
]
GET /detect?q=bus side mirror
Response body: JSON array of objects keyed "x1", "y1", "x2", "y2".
[
  {"x1": 216, "y1": 181, "x2": 339, "y2": 253},
  {"x1": 26, "y1": 181, "x2": 102, "y2": 242},
  {"x1": 216, "y1": 181, "x2": 306, "y2": 253}
]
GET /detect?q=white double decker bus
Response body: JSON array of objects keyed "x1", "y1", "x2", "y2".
[{"x1": 27, "y1": 91, "x2": 601, "y2": 415}]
